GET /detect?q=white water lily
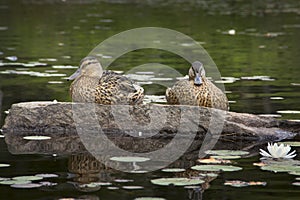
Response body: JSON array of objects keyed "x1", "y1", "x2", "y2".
[{"x1": 260, "y1": 143, "x2": 297, "y2": 159}]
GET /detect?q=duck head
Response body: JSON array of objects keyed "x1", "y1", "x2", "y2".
[
  {"x1": 67, "y1": 56, "x2": 103, "y2": 81},
  {"x1": 188, "y1": 61, "x2": 206, "y2": 86}
]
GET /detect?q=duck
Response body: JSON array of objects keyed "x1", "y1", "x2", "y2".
[
  {"x1": 67, "y1": 56, "x2": 144, "y2": 105},
  {"x1": 165, "y1": 61, "x2": 228, "y2": 110}
]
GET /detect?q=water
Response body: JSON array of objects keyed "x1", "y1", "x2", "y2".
[{"x1": 0, "y1": 0, "x2": 300, "y2": 199}]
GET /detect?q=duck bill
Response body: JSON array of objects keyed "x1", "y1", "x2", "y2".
[
  {"x1": 194, "y1": 73, "x2": 202, "y2": 85},
  {"x1": 67, "y1": 68, "x2": 81, "y2": 81}
]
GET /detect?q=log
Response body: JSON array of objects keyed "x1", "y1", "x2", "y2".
[{"x1": 1, "y1": 101, "x2": 299, "y2": 156}]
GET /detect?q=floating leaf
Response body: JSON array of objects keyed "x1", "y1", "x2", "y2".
[
  {"x1": 161, "y1": 168, "x2": 186, "y2": 173},
  {"x1": 134, "y1": 197, "x2": 166, "y2": 200},
  {"x1": 270, "y1": 97, "x2": 284, "y2": 100},
  {"x1": 80, "y1": 182, "x2": 112, "y2": 188},
  {"x1": 261, "y1": 165, "x2": 300, "y2": 173},
  {"x1": 0, "y1": 180, "x2": 31, "y2": 185},
  {"x1": 114, "y1": 179, "x2": 134, "y2": 183},
  {"x1": 198, "y1": 157, "x2": 231, "y2": 164},
  {"x1": 296, "y1": 177, "x2": 300, "y2": 181},
  {"x1": 258, "y1": 114, "x2": 282, "y2": 118},
  {"x1": 122, "y1": 186, "x2": 144, "y2": 189},
  {"x1": 0, "y1": 164, "x2": 10, "y2": 167},
  {"x1": 224, "y1": 180, "x2": 266, "y2": 187},
  {"x1": 211, "y1": 155, "x2": 241, "y2": 160},
  {"x1": 110, "y1": 156, "x2": 150, "y2": 163},
  {"x1": 199, "y1": 173, "x2": 218, "y2": 177},
  {"x1": 39, "y1": 181, "x2": 57, "y2": 186},
  {"x1": 292, "y1": 182, "x2": 300, "y2": 186},
  {"x1": 0, "y1": 177, "x2": 11, "y2": 181},
  {"x1": 151, "y1": 178, "x2": 204, "y2": 186},
  {"x1": 253, "y1": 162, "x2": 266, "y2": 167},
  {"x1": 23, "y1": 136, "x2": 51, "y2": 140},
  {"x1": 130, "y1": 170, "x2": 148, "y2": 174},
  {"x1": 184, "y1": 185, "x2": 201, "y2": 189},
  {"x1": 224, "y1": 180, "x2": 248, "y2": 187},
  {"x1": 35, "y1": 173, "x2": 58, "y2": 178},
  {"x1": 279, "y1": 141, "x2": 300, "y2": 147},
  {"x1": 11, "y1": 183, "x2": 42, "y2": 188},
  {"x1": 13, "y1": 176, "x2": 43, "y2": 181},
  {"x1": 277, "y1": 110, "x2": 300, "y2": 114},
  {"x1": 289, "y1": 171, "x2": 300, "y2": 176},
  {"x1": 191, "y1": 165, "x2": 242, "y2": 172},
  {"x1": 205, "y1": 150, "x2": 249, "y2": 156},
  {"x1": 248, "y1": 181, "x2": 267, "y2": 186},
  {"x1": 92, "y1": 182, "x2": 112, "y2": 186},
  {"x1": 107, "y1": 186, "x2": 119, "y2": 190}
]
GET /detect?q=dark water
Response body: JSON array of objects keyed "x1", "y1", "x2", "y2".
[{"x1": 0, "y1": 0, "x2": 300, "y2": 199}]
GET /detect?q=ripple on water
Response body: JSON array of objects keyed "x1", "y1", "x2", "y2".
[
  {"x1": 277, "y1": 110, "x2": 300, "y2": 114},
  {"x1": 241, "y1": 75, "x2": 275, "y2": 81},
  {"x1": 0, "y1": 62, "x2": 47, "y2": 67},
  {"x1": 39, "y1": 58, "x2": 57, "y2": 62},
  {"x1": 0, "y1": 70, "x2": 66, "y2": 77},
  {"x1": 52, "y1": 65, "x2": 77, "y2": 69}
]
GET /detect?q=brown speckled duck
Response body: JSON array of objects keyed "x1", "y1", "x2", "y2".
[
  {"x1": 166, "y1": 61, "x2": 228, "y2": 110},
  {"x1": 67, "y1": 56, "x2": 144, "y2": 105}
]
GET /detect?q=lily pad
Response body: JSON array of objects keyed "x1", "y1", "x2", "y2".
[
  {"x1": 110, "y1": 156, "x2": 150, "y2": 163},
  {"x1": 279, "y1": 141, "x2": 300, "y2": 147},
  {"x1": 134, "y1": 197, "x2": 166, "y2": 200},
  {"x1": 114, "y1": 179, "x2": 134, "y2": 183},
  {"x1": 151, "y1": 178, "x2": 204, "y2": 186},
  {"x1": 277, "y1": 110, "x2": 300, "y2": 114},
  {"x1": 292, "y1": 182, "x2": 300, "y2": 186},
  {"x1": 0, "y1": 177, "x2": 11, "y2": 181},
  {"x1": 198, "y1": 157, "x2": 231, "y2": 164},
  {"x1": 122, "y1": 186, "x2": 144, "y2": 189},
  {"x1": 92, "y1": 182, "x2": 112, "y2": 186},
  {"x1": 289, "y1": 171, "x2": 300, "y2": 176},
  {"x1": 130, "y1": 170, "x2": 149, "y2": 174},
  {"x1": 11, "y1": 183, "x2": 42, "y2": 188},
  {"x1": 191, "y1": 165, "x2": 242, "y2": 172},
  {"x1": 161, "y1": 168, "x2": 186, "y2": 173},
  {"x1": 199, "y1": 173, "x2": 218, "y2": 177},
  {"x1": 80, "y1": 182, "x2": 112, "y2": 188},
  {"x1": 224, "y1": 180, "x2": 248, "y2": 187},
  {"x1": 23, "y1": 136, "x2": 51, "y2": 140},
  {"x1": 13, "y1": 175, "x2": 44, "y2": 181},
  {"x1": 224, "y1": 180, "x2": 266, "y2": 187},
  {"x1": 184, "y1": 185, "x2": 201, "y2": 189},
  {"x1": 211, "y1": 155, "x2": 241, "y2": 160},
  {"x1": 107, "y1": 186, "x2": 119, "y2": 190},
  {"x1": 39, "y1": 181, "x2": 58, "y2": 186},
  {"x1": 261, "y1": 165, "x2": 300, "y2": 173},
  {"x1": 0, "y1": 180, "x2": 31, "y2": 185},
  {"x1": 205, "y1": 150, "x2": 249, "y2": 156},
  {"x1": 0, "y1": 164, "x2": 10, "y2": 167},
  {"x1": 35, "y1": 173, "x2": 59, "y2": 178}
]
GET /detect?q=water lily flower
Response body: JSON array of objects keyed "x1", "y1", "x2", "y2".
[{"x1": 259, "y1": 143, "x2": 297, "y2": 159}]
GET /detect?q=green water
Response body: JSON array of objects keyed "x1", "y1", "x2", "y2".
[{"x1": 0, "y1": 0, "x2": 300, "y2": 199}]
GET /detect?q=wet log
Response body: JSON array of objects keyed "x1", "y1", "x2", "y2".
[{"x1": 1, "y1": 101, "x2": 299, "y2": 156}]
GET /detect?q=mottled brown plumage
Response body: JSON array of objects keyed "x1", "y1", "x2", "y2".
[
  {"x1": 166, "y1": 61, "x2": 228, "y2": 110},
  {"x1": 68, "y1": 56, "x2": 144, "y2": 105}
]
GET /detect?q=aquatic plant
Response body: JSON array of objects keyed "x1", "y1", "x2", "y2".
[{"x1": 259, "y1": 143, "x2": 297, "y2": 159}]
